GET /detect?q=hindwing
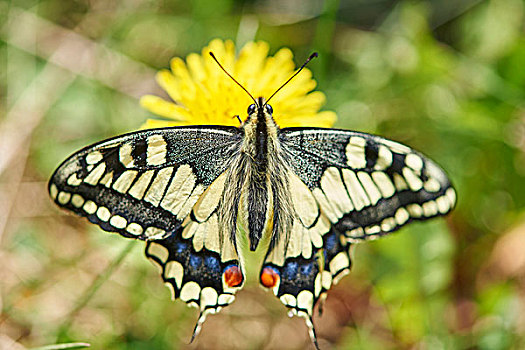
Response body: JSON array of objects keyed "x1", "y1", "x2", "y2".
[{"x1": 49, "y1": 126, "x2": 246, "y2": 332}]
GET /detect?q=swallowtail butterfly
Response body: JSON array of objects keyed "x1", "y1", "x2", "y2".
[{"x1": 49, "y1": 53, "x2": 456, "y2": 348}]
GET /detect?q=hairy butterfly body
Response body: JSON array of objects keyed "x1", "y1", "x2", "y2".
[{"x1": 49, "y1": 59, "x2": 456, "y2": 349}]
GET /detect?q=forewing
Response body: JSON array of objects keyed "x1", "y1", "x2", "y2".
[
  {"x1": 49, "y1": 126, "x2": 245, "y2": 334},
  {"x1": 49, "y1": 126, "x2": 241, "y2": 240},
  {"x1": 279, "y1": 127, "x2": 456, "y2": 240}
]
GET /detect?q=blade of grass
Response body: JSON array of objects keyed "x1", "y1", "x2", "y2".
[
  {"x1": 31, "y1": 342, "x2": 91, "y2": 350},
  {"x1": 56, "y1": 240, "x2": 136, "y2": 341}
]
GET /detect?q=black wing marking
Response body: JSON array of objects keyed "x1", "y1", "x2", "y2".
[
  {"x1": 279, "y1": 127, "x2": 456, "y2": 241},
  {"x1": 49, "y1": 126, "x2": 246, "y2": 337}
]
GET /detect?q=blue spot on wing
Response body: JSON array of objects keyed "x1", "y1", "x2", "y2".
[
  {"x1": 204, "y1": 255, "x2": 220, "y2": 273},
  {"x1": 299, "y1": 263, "x2": 313, "y2": 276},
  {"x1": 189, "y1": 255, "x2": 202, "y2": 269},
  {"x1": 325, "y1": 232, "x2": 337, "y2": 251},
  {"x1": 175, "y1": 241, "x2": 187, "y2": 254},
  {"x1": 283, "y1": 261, "x2": 298, "y2": 279}
]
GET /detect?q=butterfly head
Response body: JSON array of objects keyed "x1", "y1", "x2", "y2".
[
  {"x1": 247, "y1": 97, "x2": 274, "y2": 117},
  {"x1": 243, "y1": 97, "x2": 278, "y2": 131},
  {"x1": 247, "y1": 100, "x2": 273, "y2": 115}
]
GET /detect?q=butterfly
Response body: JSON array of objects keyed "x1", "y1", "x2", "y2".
[{"x1": 48, "y1": 53, "x2": 456, "y2": 348}]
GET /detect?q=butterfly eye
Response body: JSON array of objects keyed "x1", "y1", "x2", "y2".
[
  {"x1": 265, "y1": 104, "x2": 273, "y2": 115},
  {"x1": 247, "y1": 104, "x2": 257, "y2": 115}
]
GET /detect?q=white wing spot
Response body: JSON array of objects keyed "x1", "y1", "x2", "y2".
[
  {"x1": 382, "y1": 139, "x2": 411, "y2": 154},
  {"x1": 144, "y1": 167, "x2": 174, "y2": 206},
  {"x1": 347, "y1": 227, "x2": 364, "y2": 239},
  {"x1": 321, "y1": 271, "x2": 332, "y2": 290},
  {"x1": 357, "y1": 171, "x2": 382, "y2": 205},
  {"x1": 204, "y1": 214, "x2": 221, "y2": 253},
  {"x1": 342, "y1": 169, "x2": 370, "y2": 210},
  {"x1": 314, "y1": 273, "x2": 322, "y2": 297},
  {"x1": 320, "y1": 167, "x2": 353, "y2": 215},
  {"x1": 381, "y1": 217, "x2": 396, "y2": 232},
  {"x1": 371, "y1": 171, "x2": 395, "y2": 198},
  {"x1": 422, "y1": 200, "x2": 438, "y2": 217},
  {"x1": 218, "y1": 294, "x2": 235, "y2": 305},
  {"x1": 374, "y1": 145, "x2": 393, "y2": 170},
  {"x1": 148, "y1": 242, "x2": 169, "y2": 263},
  {"x1": 146, "y1": 134, "x2": 167, "y2": 166},
  {"x1": 446, "y1": 188, "x2": 456, "y2": 207},
  {"x1": 297, "y1": 290, "x2": 314, "y2": 313},
  {"x1": 395, "y1": 207, "x2": 410, "y2": 225},
  {"x1": 177, "y1": 184, "x2": 205, "y2": 220},
  {"x1": 129, "y1": 170, "x2": 155, "y2": 200},
  {"x1": 437, "y1": 195, "x2": 450, "y2": 214},
  {"x1": 145, "y1": 226, "x2": 166, "y2": 239},
  {"x1": 67, "y1": 173, "x2": 82, "y2": 186},
  {"x1": 84, "y1": 163, "x2": 106, "y2": 186},
  {"x1": 403, "y1": 167, "x2": 423, "y2": 191},
  {"x1": 96, "y1": 206, "x2": 111, "y2": 222},
  {"x1": 312, "y1": 188, "x2": 341, "y2": 222},
  {"x1": 406, "y1": 153, "x2": 423, "y2": 172},
  {"x1": 289, "y1": 172, "x2": 319, "y2": 227},
  {"x1": 113, "y1": 170, "x2": 138, "y2": 193},
  {"x1": 57, "y1": 191, "x2": 71, "y2": 205},
  {"x1": 161, "y1": 164, "x2": 196, "y2": 216},
  {"x1": 71, "y1": 194, "x2": 85, "y2": 208},
  {"x1": 200, "y1": 287, "x2": 219, "y2": 309},
  {"x1": 393, "y1": 173, "x2": 408, "y2": 191},
  {"x1": 424, "y1": 178, "x2": 441, "y2": 192},
  {"x1": 365, "y1": 225, "x2": 380, "y2": 235},
  {"x1": 83, "y1": 200, "x2": 97, "y2": 214},
  {"x1": 109, "y1": 215, "x2": 127, "y2": 229},
  {"x1": 119, "y1": 142, "x2": 134, "y2": 168},
  {"x1": 182, "y1": 221, "x2": 198, "y2": 239},
  {"x1": 329, "y1": 252, "x2": 350, "y2": 275},
  {"x1": 280, "y1": 294, "x2": 297, "y2": 308},
  {"x1": 193, "y1": 172, "x2": 227, "y2": 222},
  {"x1": 346, "y1": 136, "x2": 367, "y2": 168},
  {"x1": 86, "y1": 151, "x2": 103, "y2": 164},
  {"x1": 165, "y1": 260, "x2": 184, "y2": 288},
  {"x1": 126, "y1": 222, "x2": 143, "y2": 236},
  {"x1": 99, "y1": 172, "x2": 113, "y2": 187},
  {"x1": 49, "y1": 184, "x2": 58, "y2": 200},
  {"x1": 192, "y1": 222, "x2": 206, "y2": 252},
  {"x1": 180, "y1": 281, "x2": 201, "y2": 302},
  {"x1": 407, "y1": 203, "x2": 423, "y2": 217}
]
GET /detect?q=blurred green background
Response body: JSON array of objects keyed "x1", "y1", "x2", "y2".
[{"x1": 2, "y1": 0, "x2": 525, "y2": 349}]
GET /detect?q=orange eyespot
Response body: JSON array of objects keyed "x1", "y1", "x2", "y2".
[
  {"x1": 260, "y1": 266, "x2": 280, "y2": 288},
  {"x1": 224, "y1": 265, "x2": 243, "y2": 287}
]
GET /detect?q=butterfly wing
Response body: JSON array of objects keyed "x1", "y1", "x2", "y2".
[
  {"x1": 280, "y1": 127, "x2": 456, "y2": 239},
  {"x1": 49, "y1": 126, "x2": 246, "y2": 335},
  {"x1": 261, "y1": 127, "x2": 456, "y2": 345}
]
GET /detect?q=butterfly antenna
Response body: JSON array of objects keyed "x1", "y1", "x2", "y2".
[
  {"x1": 265, "y1": 52, "x2": 318, "y2": 105},
  {"x1": 209, "y1": 52, "x2": 258, "y2": 106}
]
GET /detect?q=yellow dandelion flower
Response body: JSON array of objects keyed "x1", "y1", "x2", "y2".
[{"x1": 140, "y1": 39, "x2": 336, "y2": 128}]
